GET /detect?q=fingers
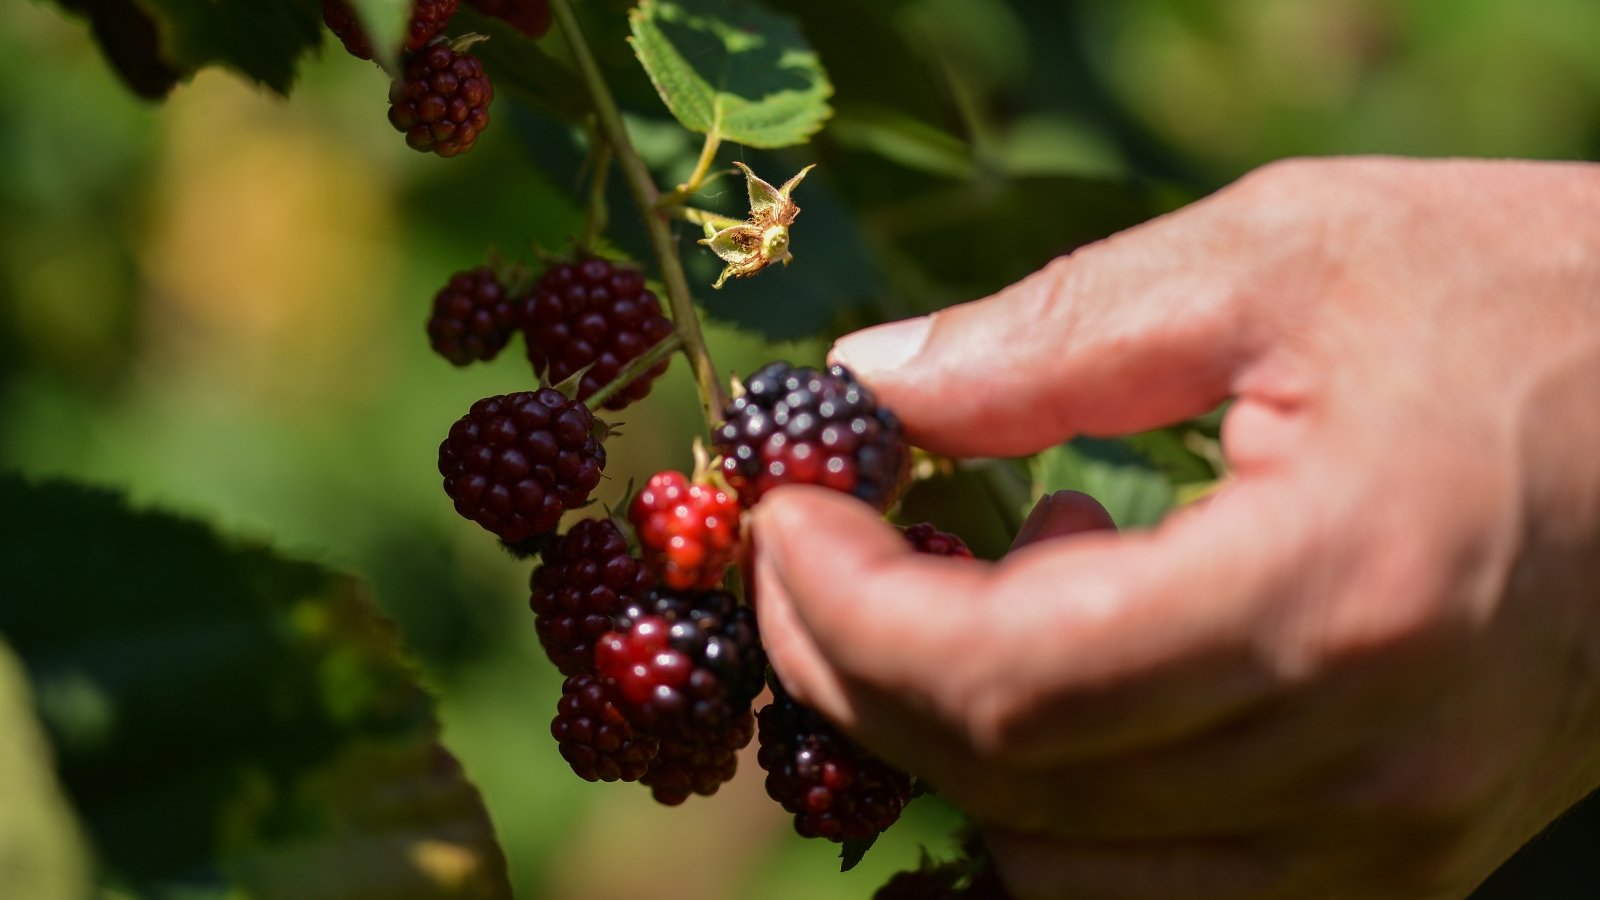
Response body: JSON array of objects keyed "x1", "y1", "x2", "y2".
[
  {"x1": 752, "y1": 480, "x2": 1301, "y2": 780},
  {"x1": 829, "y1": 193, "x2": 1275, "y2": 456},
  {"x1": 1011, "y1": 490, "x2": 1118, "y2": 550}
]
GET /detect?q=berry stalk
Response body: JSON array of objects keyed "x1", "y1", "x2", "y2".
[
  {"x1": 549, "y1": 0, "x2": 728, "y2": 431},
  {"x1": 584, "y1": 332, "x2": 684, "y2": 410}
]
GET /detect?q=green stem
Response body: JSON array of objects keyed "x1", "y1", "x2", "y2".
[
  {"x1": 581, "y1": 134, "x2": 612, "y2": 252},
  {"x1": 658, "y1": 129, "x2": 722, "y2": 209},
  {"x1": 585, "y1": 332, "x2": 684, "y2": 409},
  {"x1": 549, "y1": 0, "x2": 728, "y2": 430}
]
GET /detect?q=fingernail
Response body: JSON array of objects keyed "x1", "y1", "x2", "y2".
[{"x1": 830, "y1": 316, "x2": 932, "y2": 378}]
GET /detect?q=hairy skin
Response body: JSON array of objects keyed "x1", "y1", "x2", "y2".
[{"x1": 750, "y1": 158, "x2": 1600, "y2": 899}]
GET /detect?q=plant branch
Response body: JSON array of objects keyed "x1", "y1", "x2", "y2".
[
  {"x1": 581, "y1": 135, "x2": 612, "y2": 252},
  {"x1": 586, "y1": 332, "x2": 684, "y2": 409},
  {"x1": 550, "y1": 0, "x2": 728, "y2": 430},
  {"x1": 658, "y1": 128, "x2": 722, "y2": 209}
]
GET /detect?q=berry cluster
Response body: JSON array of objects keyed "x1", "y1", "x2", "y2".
[
  {"x1": 714, "y1": 362, "x2": 911, "y2": 510},
  {"x1": 530, "y1": 519, "x2": 653, "y2": 675}
]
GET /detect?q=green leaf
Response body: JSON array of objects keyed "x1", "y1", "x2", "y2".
[
  {"x1": 0, "y1": 640, "x2": 92, "y2": 900},
  {"x1": 48, "y1": 0, "x2": 326, "y2": 97},
  {"x1": 452, "y1": 8, "x2": 589, "y2": 121},
  {"x1": 840, "y1": 832, "x2": 880, "y2": 872},
  {"x1": 1030, "y1": 438, "x2": 1176, "y2": 529},
  {"x1": 0, "y1": 475, "x2": 511, "y2": 898},
  {"x1": 628, "y1": 0, "x2": 833, "y2": 148}
]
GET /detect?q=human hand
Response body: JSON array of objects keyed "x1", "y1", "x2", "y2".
[{"x1": 751, "y1": 158, "x2": 1600, "y2": 899}]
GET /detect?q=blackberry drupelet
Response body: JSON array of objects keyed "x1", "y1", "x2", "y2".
[{"x1": 321, "y1": 0, "x2": 459, "y2": 60}]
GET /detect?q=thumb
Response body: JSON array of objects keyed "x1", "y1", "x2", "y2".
[{"x1": 830, "y1": 198, "x2": 1271, "y2": 457}]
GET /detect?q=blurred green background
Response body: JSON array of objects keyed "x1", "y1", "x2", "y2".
[{"x1": 4, "y1": 0, "x2": 1600, "y2": 897}]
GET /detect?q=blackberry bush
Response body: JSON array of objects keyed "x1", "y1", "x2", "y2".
[
  {"x1": 388, "y1": 42, "x2": 494, "y2": 157},
  {"x1": 521, "y1": 257, "x2": 675, "y2": 411},
  {"x1": 529, "y1": 518, "x2": 653, "y2": 675},
  {"x1": 714, "y1": 362, "x2": 910, "y2": 510},
  {"x1": 437, "y1": 388, "x2": 605, "y2": 544}
]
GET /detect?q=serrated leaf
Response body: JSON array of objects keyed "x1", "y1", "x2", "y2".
[
  {"x1": 0, "y1": 475, "x2": 511, "y2": 898},
  {"x1": 1030, "y1": 438, "x2": 1176, "y2": 529},
  {"x1": 0, "y1": 640, "x2": 92, "y2": 900},
  {"x1": 452, "y1": 9, "x2": 590, "y2": 121},
  {"x1": 48, "y1": 0, "x2": 325, "y2": 97},
  {"x1": 629, "y1": 0, "x2": 833, "y2": 148}
]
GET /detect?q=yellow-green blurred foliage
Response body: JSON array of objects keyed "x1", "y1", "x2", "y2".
[{"x1": 3, "y1": 1, "x2": 1598, "y2": 897}]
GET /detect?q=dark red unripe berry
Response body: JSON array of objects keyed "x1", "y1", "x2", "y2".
[
  {"x1": 427, "y1": 266, "x2": 517, "y2": 365},
  {"x1": 640, "y1": 709, "x2": 754, "y2": 805},
  {"x1": 521, "y1": 257, "x2": 674, "y2": 411},
  {"x1": 437, "y1": 389, "x2": 605, "y2": 543},
  {"x1": 594, "y1": 588, "x2": 764, "y2": 739},
  {"x1": 628, "y1": 471, "x2": 740, "y2": 591},
  {"x1": 465, "y1": 0, "x2": 551, "y2": 39},
  {"x1": 321, "y1": 0, "x2": 459, "y2": 60},
  {"x1": 388, "y1": 44, "x2": 493, "y2": 158},
  {"x1": 714, "y1": 362, "x2": 910, "y2": 510},
  {"x1": 757, "y1": 678, "x2": 913, "y2": 842},
  {"x1": 530, "y1": 519, "x2": 654, "y2": 675},
  {"x1": 551, "y1": 673, "x2": 659, "y2": 783},
  {"x1": 902, "y1": 522, "x2": 973, "y2": 558}
]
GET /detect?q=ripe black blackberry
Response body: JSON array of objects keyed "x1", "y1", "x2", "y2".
[
  {"x1": 551, "y1": 673, "x2": 659, "y2": 783},
  {"x1": 530, "y1": 518, "x2": 654, "y2": 675},
  {"x1": 757, "y1": 678, "x2": 914, "y2": 842},
  {"x1": 521, "y1": 257, "x2": 675, "y2": 411},
  {"x1": 438, "y1": 389, "x2": 605, "y2": 543},
  {"x1": 465, "y1": 0, "x2": 551, "y2": 39},
  {"x1": 388, "y1": 43, "x2": 493, "y2": 157},
  {"x1": 714, "y1": 362, "x2": 910, "y2": 510},
  {"x1": 427, "y1": 266, "x2": 518, "y2": 365},
  {"x1": 321, "y1": 0, "x2": 459, "y2": 60},
  {"x1": 902, "y1": 522, "x2": 973, "y2": 558},
  {"x1": 639, "y1": 709, "x2": 754, "y2": 805},
  {"x1": 594, "y1": 588, "x2": 764, "y2": 739}
]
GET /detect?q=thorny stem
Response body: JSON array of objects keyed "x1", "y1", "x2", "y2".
[
  {"x1": 658, "y1": 129, "x2": 723, "y2": 209},
  {"x1": 550, "y1": 0, "x2": 729, "y2": 430},
  {"x1": 585, "y1": 332, "x2": 684, "y2": 409}
]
